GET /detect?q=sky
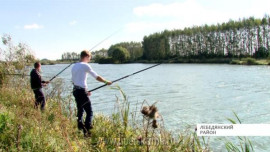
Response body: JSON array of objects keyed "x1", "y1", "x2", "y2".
[{"x1": 1, "y1": 0, "x2": 270, "y2": 60}]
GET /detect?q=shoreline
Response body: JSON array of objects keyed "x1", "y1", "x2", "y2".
[{"x1": 41, "y1": 58, "x2": 270, "y2": 65}]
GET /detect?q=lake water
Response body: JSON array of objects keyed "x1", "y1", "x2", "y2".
[{"x1": 41, "y1": 63, "x2": 270, "y2": 151}]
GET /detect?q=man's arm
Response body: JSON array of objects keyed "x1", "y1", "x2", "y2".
[
  {"x1": 41, "y1": 76, "x2": 50, "y2": 84},
  {"x1": 85, "y1": 76, "x2": 111, "y2": 97},
  {"x1": 96, "y1": 76, "x2": 112, "y2": 85},
  {"x1": 85, "y1": 64, "x2": 112, "y2": 85}
]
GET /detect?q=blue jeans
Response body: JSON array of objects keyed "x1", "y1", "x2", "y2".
[
  {"x1": 73, "y1": 88, "x2": 93, "y2": 129},
  {"x1": 33, "y1": 88, "x2": 45, "y2": 110}
]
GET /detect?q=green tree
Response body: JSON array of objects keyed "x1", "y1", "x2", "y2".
[
  {"x1": 111, "y1": 47, "x2": 130, "y2": 63},
  {"x1": 108, "y1": 42, "x2": 143, "y2": 61},
  {"x1": 93, "y1": 54, "x2": 102, "y2": 63},
  {"x1": 0, "y1": 34, "x2": 34, "y2": 85},
  {"x1": 142, "y1": 32, "x2": 170, "y2": 60}
]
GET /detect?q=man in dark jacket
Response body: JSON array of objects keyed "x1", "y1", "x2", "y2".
[{"x1": 30, "y1": 62, "x2": 49, "y2": 110}]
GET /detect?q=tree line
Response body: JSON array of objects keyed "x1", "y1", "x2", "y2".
[
  {"x1": 142, "y1": 16, "x2": 270, "y2": 60},
  {"x1": 89, "y1": 42, "x2": 143, "y2": 63},
  {"x1": 60, "y1": 42, "x2": 143, "y2": 63},
  {"x1": 61, "y1": 15, "x2": 270, "y2": 63},
  {"x1": 61, "y1": 52, "x2": 80, "y2": 61}
]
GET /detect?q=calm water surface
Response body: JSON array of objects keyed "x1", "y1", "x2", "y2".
[{"x1": 41, "y1": 63, "x2": 270, "y2": 151}]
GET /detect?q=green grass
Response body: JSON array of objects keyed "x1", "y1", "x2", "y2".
[{"x1": 225, "y1": 112, "x2": 254, "y2": 152}]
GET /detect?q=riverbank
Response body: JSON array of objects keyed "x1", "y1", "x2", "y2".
[
  {"x1": 230, "y1": 58, "x2": 270, "y2": 65},
  {"x1": 131, "y1": 57, "x2": 270, "y2": 65},
  {"x1": 0, "y1": 76, "x2": 210, "y2": 151}
]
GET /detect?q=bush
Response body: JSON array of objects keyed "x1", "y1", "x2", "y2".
[
  {"x1": 0, "y1": 112, "x2": 16, "y2": 151},
  {"x1": 244, "y1": 57, "x2": 257, "y2": 65},
  {"x1": 0, "y1": 34, "x2": 35, "y2": 85},
  {"x1": 230, "y1": 60, "x2": 240, "y2": 65},
  {"x1": 0, "y1": 113, "x2": 11, "y2": 134},
  {"x1": 93, "y1": 54, "x2": 102, "y2": 63},
  {"x1": 111, "y1": 47, "x2": 130, "y2": 63}
]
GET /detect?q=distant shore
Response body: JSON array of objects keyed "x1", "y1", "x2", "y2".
[
  {"x1": 134, "y1": 58, "x2": 270, "y2": 65},
  {"x1": 40, "y1": 58, "x2": 270, "y2": 65}
]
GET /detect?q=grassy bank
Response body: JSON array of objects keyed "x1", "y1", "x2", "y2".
[
  {"x1": 230, "y1": 58, "x2": 270, "y2": 65},
  {"x1": 0, "y1": 76, "x2": 212, "y2": 152}
]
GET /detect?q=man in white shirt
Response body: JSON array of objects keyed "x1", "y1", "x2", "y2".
[{"x1": 72, "y1": 50, "x2": 112, "y2": 136}]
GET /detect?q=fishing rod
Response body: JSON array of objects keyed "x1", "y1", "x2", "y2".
[
  {"x1": 48, "y1": 29, "x2": 122, "y2": 82},
  {"x1": 49, "y1": 63, "x2": 74, "y2": 81},
  {"x1": 5, "y1": 73, "x2": 52, "y2": 78},
  {"x1": 88, "y1": 56, "x2": 181, "y2": 92},
  {"x1": 5, "y1": 73, "x2": 30, "y2": 76},
  {"x1": 88, "y1": 63, "x2": 161, "y2": 92}
]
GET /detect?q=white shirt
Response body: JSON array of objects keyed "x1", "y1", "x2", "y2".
[{"x1": 71, "y1": 62, "x2": 99, "y2": 89}]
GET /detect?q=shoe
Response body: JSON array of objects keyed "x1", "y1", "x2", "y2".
[
  {"x1": 85, "y1": 123, "x2": 93, "y2": 130},
  {"x1": 78, "y1": 121, "x2": 84, "y2": 130},
  {"x1": 83, "y1": 123, "x2": 93, "y2": 137}
]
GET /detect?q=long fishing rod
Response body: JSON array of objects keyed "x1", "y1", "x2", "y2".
[
  {"x1": 5, "y1": 73, "x2": 30, "y2": 76},
  {"x1": 48, "y1": 29, "x2": 122, "y2": 82},
  {"x1": 5, "y1": 73, "x2": 52, "y2": 78},
  {"x1": 49, "y1": 63, "x2": 73, "y2": 81},
  {"x1": 88, "y1": 63, "x2": 161, "y2": 92}
]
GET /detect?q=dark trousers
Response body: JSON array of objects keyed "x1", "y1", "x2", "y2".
[
  {"x1": 33, "y1": 88, "x2": 45, "y2": 110},
  {"x1": 73, "y1": 88, "x2": 93, "y2": 130}
]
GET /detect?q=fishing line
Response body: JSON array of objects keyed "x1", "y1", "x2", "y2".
[{"x1": 48, "y1": 28, "x2": 122, "y2": 82}]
